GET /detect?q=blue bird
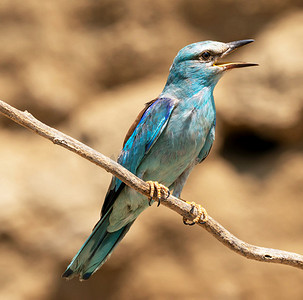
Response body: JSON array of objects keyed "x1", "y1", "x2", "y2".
[{"x1": 63, "y1": 39, "x2": 257, "y2": 280}]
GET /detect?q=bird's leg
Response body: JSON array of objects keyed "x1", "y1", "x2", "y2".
[
  {"x1": 146, "y1": 181, "x2": 170, "y2": 207},
  {"x1": 183, "y1": 201, "x2": 208, "y2": 225}
]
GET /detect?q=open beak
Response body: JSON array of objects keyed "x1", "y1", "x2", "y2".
[{"x1": 214, "y1": 39, "x2": 258, "y2": 70}]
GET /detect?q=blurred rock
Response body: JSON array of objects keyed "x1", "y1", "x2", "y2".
[
  {"x1": 216, "y1": 12, "x2": 303, "y2": 143},
  {"x1": 0, "y1": 0, "x2": 196, "y2": 127},
  {"x1": 179, "y1": 0, "x2": 303, "y2": 41}
]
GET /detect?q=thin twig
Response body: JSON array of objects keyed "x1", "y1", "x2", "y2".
[{"x1": 0, "y1": 99, "x2": 302, "y2": 270}]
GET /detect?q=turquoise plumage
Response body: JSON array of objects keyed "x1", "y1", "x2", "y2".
[{"x1": 63, "y1": 39, "x2": 257, "y2": 280}]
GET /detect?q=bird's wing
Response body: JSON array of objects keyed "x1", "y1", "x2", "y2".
[
  {"x1": 197, "y1": 124, "x2": 215, "y2": 163},
  {"x1": 101, "y1": 97, "x2": 177, "y2": 217}
]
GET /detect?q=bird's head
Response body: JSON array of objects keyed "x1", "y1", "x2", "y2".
[{"x1": 164, "y1": 39, "x2": 257, "y2": 98}]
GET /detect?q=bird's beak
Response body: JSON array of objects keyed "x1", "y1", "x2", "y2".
[{"x1": 214, "y1": 39, "x2": 258, "y2": 70}]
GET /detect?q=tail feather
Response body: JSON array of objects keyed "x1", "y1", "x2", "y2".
[{"x1": 62, "y1": 211, "x2": 133, "y2": 280}]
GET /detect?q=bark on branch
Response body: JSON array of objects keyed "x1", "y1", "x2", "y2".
[{"x1": 0, "y1": 99, "x2": 302, "y2": 270}]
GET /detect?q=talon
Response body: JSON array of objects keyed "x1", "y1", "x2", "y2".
[
  {"x1": 183, "y1": 217, "x2": 196, "y2": 226},
  {"x1": 146, "y1": 181, "x2": 170, "y2": 207},
  {"x1": 183, "y1": 201, "x2": 208, "y2": 225}
]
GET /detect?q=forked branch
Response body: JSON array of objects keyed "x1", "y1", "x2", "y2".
[{"x1": 0, "y1": 99, "x2": 302, "y2": 270}]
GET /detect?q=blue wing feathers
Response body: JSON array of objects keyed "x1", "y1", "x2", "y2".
[
  {"x1": 197, "y1": 124, "x2": 215, "y2": 163},
  {"x1": 145, "y1": 115, "x2": 170, "y2": 152},
  {"x1": 101, "y1": 180, "x2": 125, "y2": 217},
  {"x1": 121, "y1": 97, "x2": 175, "y2": 173},
  {"x1": 101, "y1": 97, "x2": 176, "y2": 217}
]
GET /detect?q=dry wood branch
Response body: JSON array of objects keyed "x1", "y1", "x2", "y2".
[{"x1": 1, "y1": 99, "x2": 303, "y2": 270}]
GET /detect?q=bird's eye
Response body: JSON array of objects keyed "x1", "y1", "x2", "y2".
[{"x1": 200, "y1": 51, "x2": 211, "y2": 61}]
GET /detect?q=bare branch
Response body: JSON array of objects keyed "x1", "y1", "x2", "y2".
[{"x1": 0, "y1": 99, "x2": 302, "y2": 270}]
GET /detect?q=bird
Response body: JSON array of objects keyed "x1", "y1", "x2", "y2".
[{"x1": 62, "y1": 39, "x2": 257, "y2": 280}]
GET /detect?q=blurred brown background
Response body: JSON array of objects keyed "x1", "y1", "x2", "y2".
[{"x1": 0, "y1": 0, "x2": 303, "y2": 299}]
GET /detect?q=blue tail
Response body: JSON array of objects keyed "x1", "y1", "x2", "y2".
[{"x1": 62, "y1": 211, "x2": 133, "y2": 280}]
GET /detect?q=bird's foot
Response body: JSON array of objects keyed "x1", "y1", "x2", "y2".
[
  {"x1": 183, "y1": 201, "x2": 208, "y2": 225},
  {"x1": 146, "y1": 181, "x2": 170, "y2": 207}
]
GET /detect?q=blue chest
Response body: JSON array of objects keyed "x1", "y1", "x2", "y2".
[
  {"x1": 137, "y1": 89, "x2": 216, "y2": 185},
  {"x1": 162, "y1": 93, "x2": 215, "y2": 160}
]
